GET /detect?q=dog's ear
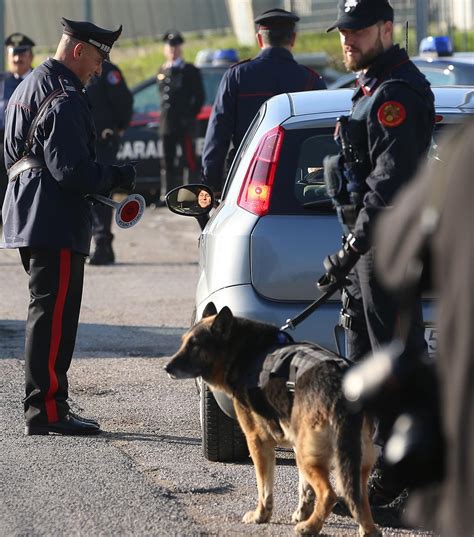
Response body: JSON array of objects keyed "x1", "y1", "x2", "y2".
[
  {"x1": 202, "y1": 303, "x2": 217, "y2": 319},
  {"x1": 211, "y1": 306, "x2": 233, "y2": 339}
]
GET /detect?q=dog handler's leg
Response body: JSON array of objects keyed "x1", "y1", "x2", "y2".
[
  {"x1": 235, "y1": 404, "x2": 276, "y2": 524},
  {"x1": 292, "y1": 468, "x2": 315, "y2": 523}
]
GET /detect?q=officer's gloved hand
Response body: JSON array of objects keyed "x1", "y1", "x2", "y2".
[
  {"x1": 111, "y1": 162, "x2": 137, "y2": 194},
  {"x1": 317, "y1": 233, "x2": 361, "y2": 291}
]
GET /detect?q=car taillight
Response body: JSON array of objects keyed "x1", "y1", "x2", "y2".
[{"x1": 237, "y1": 125, "x2": 285, "y2": 216}]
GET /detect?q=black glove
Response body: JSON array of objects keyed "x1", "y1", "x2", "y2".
[
  {"x1": 317, "y1": 234, "x2": 361, "y2": 291},
  {"x1": 111, "y1": 163, "x2": 137, "y2": 193}
]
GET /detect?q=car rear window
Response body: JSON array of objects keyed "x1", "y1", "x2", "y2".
[
  {"x1": 269, "y1": 127, "x2": 338, "y2": 215},
  {"x1": 268, "y1": 123, "x2": 451, "y2": 216}
]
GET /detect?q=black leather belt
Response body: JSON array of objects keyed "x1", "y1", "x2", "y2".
[{"x1": 7, "y1": 156, "x2": 45, "y2": 182}]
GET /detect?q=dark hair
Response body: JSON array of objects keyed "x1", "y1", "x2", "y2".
[{"x1": 258, "y1": 22, "x2": 295, "y2": 47}]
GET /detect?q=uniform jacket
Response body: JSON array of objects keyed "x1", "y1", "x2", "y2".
[
  {"x1": 1, "y1": 59, "x2": 118, "y2": 255},
  {"x1": 156, "y1": 59, "x2": 204, "y2": 136},
  {"x1": 201, "y1": 46, "x2": 327, "y2": 190},
  {"x1": 375, "y1": 119, "x2": 474, "y2": 537},
  {"x1": 344, "y1": 45, "x2": 435, "y2": 252},
  {"x1": 0, "y1": 71, "x2": 31, "y2": 138},
  {"x1": 87, "y1": 61, "x2": 133, "y2": 141}
]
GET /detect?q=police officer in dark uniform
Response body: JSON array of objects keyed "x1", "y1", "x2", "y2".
[
  {"x1": 201, "y1": 8, "x2": 327, "y2": 194},
  {"x1": 87, "y1": 60, "x2": 133, "y2": 265},
  {"x1": 157, "y1": 30, "x2": 204, "y2": 202},
  {"x1": 375, "y1": 118, "x2": 474, "y2": 537},
  {"x1": 0, "y1": 33, "x2": 35, "y2": 222},
  {"x1": 0, "y1": 18, "x2": 136, "y2": 436},
  {"x1": 318, "y1": 0, "x2": 435, "y2": 506}
]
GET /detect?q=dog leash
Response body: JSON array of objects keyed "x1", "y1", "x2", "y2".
[{"x1": 280, "y1": 282, "x2": 341, "y2": 331}]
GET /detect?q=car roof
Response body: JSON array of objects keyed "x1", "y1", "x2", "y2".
[{"x1": 267, "y1": 86, "x2": 474, "y2": 119}]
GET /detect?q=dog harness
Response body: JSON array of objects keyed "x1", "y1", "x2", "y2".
[
  {"x1": 259, "y1": 341, "x2": 351, "y2": 392},
  {"x1": 244, "y1": 331, "x2": 351, "y2": 393}
]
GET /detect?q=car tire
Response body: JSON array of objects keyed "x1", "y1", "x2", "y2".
[{"x1": 201, "y1": 381, "x2": 249, "y2": 462}]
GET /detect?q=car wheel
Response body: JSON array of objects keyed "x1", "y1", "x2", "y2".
[{"x1": 200, "y1": 381, "x2": 249, "y2": 462}]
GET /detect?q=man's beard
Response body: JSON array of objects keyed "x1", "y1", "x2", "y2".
[{"x1": 343, "y1": 35, "x2": 385, "y2": 72}]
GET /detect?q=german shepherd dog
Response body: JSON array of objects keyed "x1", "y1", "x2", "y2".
[{"x1": 165, "y1": 306, "x2": 381, "y2": 536}]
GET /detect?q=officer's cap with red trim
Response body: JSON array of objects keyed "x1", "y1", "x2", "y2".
[
  {"x1": 61, "y1": 17, "x2": 122, "y2": 60},
  {"x1": 5, "y1": 33, "x2": 35, "y2": 55},
  {"x1": 254, "y1": 8, "x2": 299, "y2": 28},
  {"x1": 327, "y1": 0, "x2": 394, "y2": 32}
]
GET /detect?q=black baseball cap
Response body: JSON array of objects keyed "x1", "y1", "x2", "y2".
[
  {"x1": 5, "y1": 33, "x2": 35, "y2": 54},
  {"x1": 327, "y1": 0, "x2": 394, "y2": 32},
  {"x1": 254, "y1": 8, "x2": 299, "y2": 27},
  {"x1": 61, "y1": 17, "x2": 122, "y2": 60},
  {"x1": 163, "y1": 30, "x2": 184, "y2": 46}
]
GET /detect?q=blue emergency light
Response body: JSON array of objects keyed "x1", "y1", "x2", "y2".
[
  {"x1": 212, "y1": 49, "x2": 239, "y2": 66},
  {"x1": 419, "y1": 36, "x2": 453, "y2": 57}
]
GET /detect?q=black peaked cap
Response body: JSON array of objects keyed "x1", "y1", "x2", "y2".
[
  {"x1": 254, "y1": 8, "x2": 299, "y2": 26},
  {"x1": 327, "y1": 0, "x2": 394, "y2": 32},
  {"x1": 5, "y1": 33, "x2": 35, "y2": 54},
  {"x1": 61, "y1": 17, "x2": 122, "y2": 59},
  {"x1": 163, "y1": 30, "x2": 184, "y2": 46}
]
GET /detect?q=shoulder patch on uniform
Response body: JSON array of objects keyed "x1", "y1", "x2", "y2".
[
  {"x1": 377, "y1": 101, "x2": 406, "y2": 127},
  {"x1": 107, "y1": 70, "x2": 122, "y2": 85},
  {"x1": 59, "y1": 77, "x2": 76, "y2": 92}
]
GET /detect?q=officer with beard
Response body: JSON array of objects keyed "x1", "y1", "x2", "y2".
[{"x1": 317, "y1": 0, "x2": 435, "y2": 509}]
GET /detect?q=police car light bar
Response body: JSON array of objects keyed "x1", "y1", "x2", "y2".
[{"x1": 419, "y1": 35, "x2": 453, "y2": 57}]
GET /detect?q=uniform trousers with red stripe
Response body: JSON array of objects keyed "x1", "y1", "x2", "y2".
[
  {"x1": 162, "y1": 130, "x2": 198, "y2": 188},
  {"x1": 20, "y1": 248, "x2": 85, "y2": 425}
]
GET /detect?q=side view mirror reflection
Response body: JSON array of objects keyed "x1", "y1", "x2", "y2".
[{"x1": 165, "y1": 184, "x2": 215, "y2": 217}]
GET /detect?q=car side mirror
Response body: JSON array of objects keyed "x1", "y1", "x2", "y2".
[{"x1": 165, "y1": 184, "x2": 215, "y2": 217}]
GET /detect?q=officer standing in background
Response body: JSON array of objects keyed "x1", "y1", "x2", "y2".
[
  {"x1": 0, "y1": 33, "x2": 35, "y2": 222},
  {"x1": 318, "y1": 0, "x2": 435, "y2": 507},
  {"x1": 1, "y1": 18, "x2": 136, "y2": 436},
  {"x1": 157, "y1": 30, "x2": 204, "y2": 203},
  {"x1": 87, "y1": 60, "x2": 133, "y2": 265},
  {"x1": 201, "y1": 8, "x2": 326, "y2": 195}
]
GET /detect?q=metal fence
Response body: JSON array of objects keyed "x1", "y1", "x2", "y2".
[
  {"x1": 4, "y1": 0, "x2": 230, "y2": 47},
  {"x1": 3, "y1": 0, "x2": 473, "y2": 49}
]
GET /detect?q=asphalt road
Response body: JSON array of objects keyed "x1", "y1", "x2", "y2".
[{"x1": 0, "y1": 207, "x2": 436, "y2": 536}]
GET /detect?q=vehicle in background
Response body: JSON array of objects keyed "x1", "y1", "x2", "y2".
[
  {"x1": 167, "y1": 86, "x2": 471, "y2": 463},
  {"x1": 117, "y1": 64, "x2": 229, "y2": 203},
  {"x1": 118, "y1": 50, "x2": 341, "y2": 203},
  {"x1": 330, "y1": 35, "x2": 474, "y2": 89}
]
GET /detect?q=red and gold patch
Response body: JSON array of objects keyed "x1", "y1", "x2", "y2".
[{"x1": 377, "y1": 101, "x2": 407, "y2": 127}]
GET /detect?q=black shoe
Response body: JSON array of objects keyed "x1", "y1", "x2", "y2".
[
  {"x1": 89, "y1": 244, "x2": 115, "y2": 265},
  {"x1": 69, "y1": 411, "x2": 100, "y2": 428},
  {"x1": 25, "y1": 413, "x2": 102, "y2": 436}
]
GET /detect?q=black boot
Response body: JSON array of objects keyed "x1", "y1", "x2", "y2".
[{"x1": 89, "y1": 241, "x2": 115, "y2": 265}]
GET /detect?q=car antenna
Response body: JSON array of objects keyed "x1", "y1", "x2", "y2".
[{"x1": 405, "y1": 20, "x2": 409, "y2": 54}]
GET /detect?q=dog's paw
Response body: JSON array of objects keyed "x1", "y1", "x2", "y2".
[
  {"x1": 242, "y1": 509, "x2": 270, "y2": 524},
  {"x1": 291, "y1": 504, "x2": 312, "y2": 523},
  {"x1": 295, "y1": 520, "x2": 323, "y2": 535}
]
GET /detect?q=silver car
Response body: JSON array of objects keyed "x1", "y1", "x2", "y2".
[{"x1": 167, "y1": 86, "x2": 474, "y2": 462}]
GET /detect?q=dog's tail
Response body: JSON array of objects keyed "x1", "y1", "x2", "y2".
[{"x1": 333, "y1": 401, "x2": 363, "y2": 517}]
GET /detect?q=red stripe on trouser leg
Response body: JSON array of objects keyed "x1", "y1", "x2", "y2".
[
  {"x1": 183, "y1": 133, "x2": 197, "y2": 173},
  {"x1": 45, "y1": 249, "x2": 71, "y2": 423}
]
